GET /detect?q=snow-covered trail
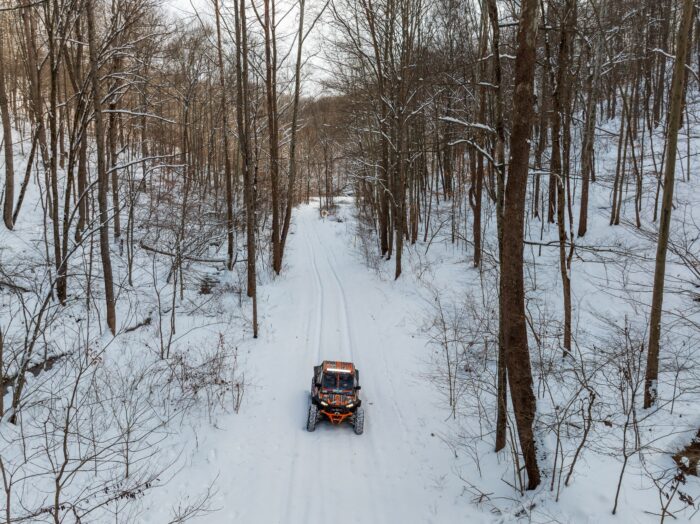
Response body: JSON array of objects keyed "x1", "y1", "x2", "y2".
[{"x1": 146, "y1": 203, "x2": 474, "y2": 524}]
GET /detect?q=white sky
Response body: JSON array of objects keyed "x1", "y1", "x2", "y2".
[{"x1": 162, "y1": 0, "x2": 332, "y2": 97}]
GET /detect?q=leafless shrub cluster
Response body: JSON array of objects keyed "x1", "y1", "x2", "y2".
[{"x1": 424, "y1": 280, "x2": 700, "y2": 518}]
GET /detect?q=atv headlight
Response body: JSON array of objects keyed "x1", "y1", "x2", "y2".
[
  {"x1": 346, "y1": 403, "x2": 354, "y2": 409},
  {"x1": 320, "y1": 401, "x2": 328, "y2": 407}
]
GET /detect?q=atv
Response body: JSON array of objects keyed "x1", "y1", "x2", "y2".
[{"x1": 307, "y1": 360, "x2": 364, "y2": 435}]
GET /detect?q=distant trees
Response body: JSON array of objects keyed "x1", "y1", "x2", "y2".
[
  {"x1": 329, "y1": 0, "x2": 427, "y2": 279},
  {"x1": 1, "y1": 1, "x2": 323, "y2": 515},
  {"x1": 0, "y1": 1, "x2": 329, "y2": 457},
  {"x1": 214, "y1": 0, "x2": 235, "y2": 272}
]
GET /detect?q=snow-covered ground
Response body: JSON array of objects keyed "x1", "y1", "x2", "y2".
[
  {"x1": 2, "y1": 188, "x2": 698, "y2": 522},
  {"x1": 2, "y1": 107, "x2": 700, "y2": 523},
  {"x1": 142, "y1": 203, "x2": 481, "y2": 523},
  {"x1": 142, "y1": 194, "x2": 699, "y2": 523}
]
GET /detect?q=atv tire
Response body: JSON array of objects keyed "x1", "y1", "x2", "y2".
[
  {"x1": 353, "y1": 407, "x2": 364, "y2": 435},
  {"x1": 307, "y1": 404, "x2": 319, "y2": 432}
]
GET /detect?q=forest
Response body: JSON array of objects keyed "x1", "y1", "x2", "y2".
[{"x1": 0, "y1": 0, "x2": 699, "y2": 521}]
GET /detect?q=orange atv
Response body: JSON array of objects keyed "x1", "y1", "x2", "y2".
[{"x1": 307, "y1": 360, "x2": 364, "y2": 435}]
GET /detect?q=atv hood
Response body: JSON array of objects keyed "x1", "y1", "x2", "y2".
[{"x1": 319, "y1": 390, "x2": 356, "y2": 407}]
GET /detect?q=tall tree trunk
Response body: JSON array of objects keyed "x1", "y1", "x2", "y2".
[
  {"x1": 13, "y1": 130, "x2": 37, "y2": 224},
  {"x1": 215, "y1": 0, "x2": 235, "y2": 271},
  {"x1": 87, "y1": 0, "x2": 117, "y2": 335},
  {"x1": 108, "y1": 56, "x2": 122, "y2": 239},
  {"x1": 501, "y1": 0, "x2": 541, "y2": 490},
  {"x1": 235, "y1": 0, "x2": 258, "y2": 337},
  {"x1": 19, "y1": 0, "x2": 50, "y2": 177},
  {"x1": 46, "y1": 3, "x2": 66, "y2": 304},
  {"x1": 485, "y1": 0, "x2": 508, "y2": 454},
  {"x1": 652, "y1": 0, "x2": 671, "y2": 128},
  {"x1": 280, "y1": 0, "x2": 307, "y2": 262},
  {"x1": 263, "y1": 0, "x2": 282, "y2": 275},
  {"x1": 0, "y1": 31, "x2": 14, "y2": 230},
  {"x1": 578, "y1": 37, "x2": 600, "y2": 237},
  {"x1": 394, "y1": 117, "x2": 405, "y2": 280},
  {"x1": 73, "y1": 19, "x2": 88, "y2": 243},
  {"x1": 644, "y1": 0, "x2": 694, "y2": 409},
  {"x1": 533, "y1": 73, "x2": 548, "y2": 219},
  {"x1": 543, "y1": 4, "x2": 556, "y2": 226},
  {"x1": 551, "y1": 0, "x2": 575, "y2": 357}
]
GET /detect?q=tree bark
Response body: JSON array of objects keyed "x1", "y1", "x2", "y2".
[
  {"x1": 280, "y1": 0, "x2": 306, "y2": 262},
  {"x1": 0, "y1": 30, "x2": 14, "y2": 230},
  {"x1": 107, "y1": 56, "x2": 122, "y2": 239},
  {"x1": 263, "y1": 0, "x2": 282, "y2": 275},
  {"x1": 87, "y1": 0, "x2": 117, "y2": 335},
  {"x1": 485, "y1": 0, "x2": 507, "y2": 454},
  {"x1": 501, "y1": 0, "x2": 541, "y2": 490},
  {"x1": 551, "y1": 0, "x2": 575, "y2": 357},
  {"x1": 215, "y1": 0, "x2": 235, "y2": 271},
  {"x1": 578, "y1": 37, "x2": 600, "y2": 237},
  {"x1": 652, "y1": 0, "x2": 671, "y2": 128},
  {"x1": 235, "y1": 0, "x2": 258, "y2": 338}
]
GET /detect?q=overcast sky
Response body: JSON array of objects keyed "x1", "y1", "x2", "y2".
[{"x1": 162, "y1": 0, "x2": 332, "y2": 98}]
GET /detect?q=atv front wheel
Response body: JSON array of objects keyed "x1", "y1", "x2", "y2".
[
  {"x1": 353, "y1": 407, "x2": 364, "y2": 435},
  {"x1": 307, "y1": 404, "x2": 319, "y2": 432}
]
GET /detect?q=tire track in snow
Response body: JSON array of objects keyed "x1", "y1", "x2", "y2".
[
  {"x1": 301, "y1": 212, "x2": 330, "y2": 524},
  {"x1": 322, "y1": 220, "x2": 424, "y2": 524},
  {"x1": 310, "y1": 220, "x2": 354, "y2": 362},
  {"x1": 280, "y1": 224, "x2": 308, "y2": 523},
  {"x1": 284, "y1": 212, "x2": 326, "y2": 524},
  {"x1": 303, "y1": 213, "x2": 358, "y2": 524},
  {"x1": 309, "y1": 217, "x2": 386, "y2": 523},
  {"x1": 323, "y1": 225, "x2": 412, "y2": 440}
]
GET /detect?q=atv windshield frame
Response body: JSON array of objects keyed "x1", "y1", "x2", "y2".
[{"x1": 321, "y1": 372, "x2": 354, "y2": 390}]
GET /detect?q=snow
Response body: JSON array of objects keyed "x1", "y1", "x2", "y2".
[
  {"x1": 439, "y1": 116, "x2": 497, "y2": 135},
  {"x1": 141, "y1": 203, "x2": 482, "y2": 523},
  {"x1": 2, "y1": 93, "x2": 700, "y2": 524}
]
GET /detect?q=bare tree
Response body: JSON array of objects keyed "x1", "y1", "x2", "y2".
[
  {"x1": 235, "y1": 0, "x2": 258, "y2": 337},
  {"x1": 0, "y1": 26, "x2": 14, "y2": 230},
  {"x1": 87, "y1": 0, "x2": 117, "y2": 334},
  {"x1": 500, "y1": 0, "x2": 541, "y2": 490},
  {"x1": 214, "y1": 0, "x2": 236, "y2": 271}
]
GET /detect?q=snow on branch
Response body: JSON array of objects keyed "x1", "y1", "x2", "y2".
[
  {"x1": 102, "y1": 109, "x2": 177, "y2": 124},
  {"x1": 647, "y1": 49, "x2": 700, "y2": 81},
  {"x1": 439, "y1": 117, "x2": 496, "y2": 134},
  {"x1": 650, "y1": 48, "x2": 676, "y2": 60},
  {"x1": 447, "y1": 138, "x2": 498, "y2": 168}
]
